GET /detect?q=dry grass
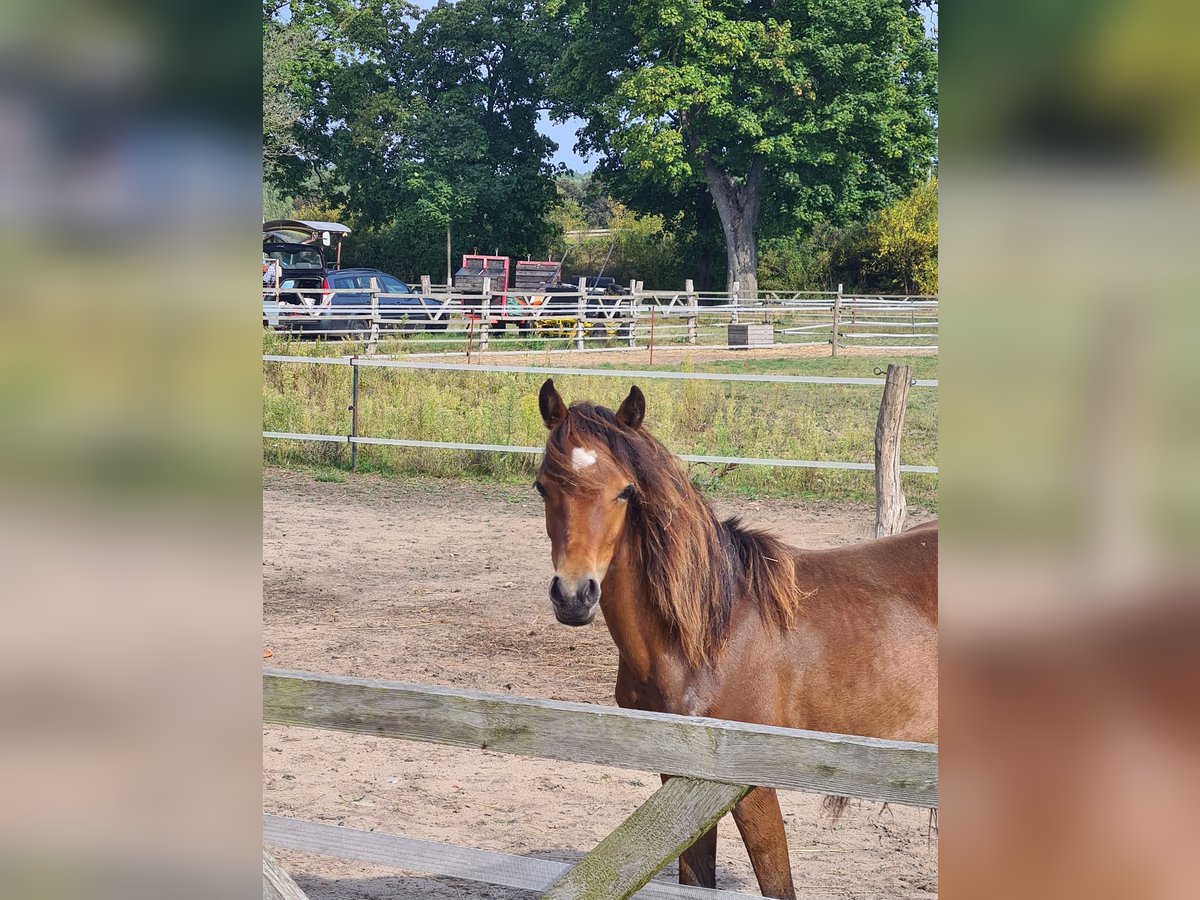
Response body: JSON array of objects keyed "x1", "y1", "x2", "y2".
[{"x1": 262, "y1": 333, "x2": 938, "y2": 506}]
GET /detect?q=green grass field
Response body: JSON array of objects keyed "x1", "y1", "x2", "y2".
[{"x1": 262, "y1": 332, "x2": 938, "y2": 508}]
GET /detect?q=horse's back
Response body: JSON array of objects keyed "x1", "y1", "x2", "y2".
[
  {"x1": 804, "y1": 520, "x2": 938, "y2": 621},
  {"x1": 767, "y1": 522, "x2": 938, "y2": 741}
]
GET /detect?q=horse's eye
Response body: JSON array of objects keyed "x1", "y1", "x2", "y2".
[
  {"x1": 617, "y1": 484, "x2": 635, "y2": 502},
  {"x1": 534, "y1": 481, "x2": 547, "y2": 497}
]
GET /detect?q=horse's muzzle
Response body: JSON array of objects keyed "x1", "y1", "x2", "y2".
[{"x1": 549, "y1": 575, "x2": 600, "y2": 626}]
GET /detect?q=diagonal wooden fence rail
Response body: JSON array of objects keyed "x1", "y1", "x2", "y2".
[{"x1": 262, "y1": 669, "x2": 937, "y2": 899}]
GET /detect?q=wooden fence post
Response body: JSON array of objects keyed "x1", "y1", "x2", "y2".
[
  {"x1": 541, "y1": 777, "x2": 750, "y2": 900},
  {"x1": 730, "y1": 280, "x2": 740, "y2": 325},
  {"x1": 479, "y1": 276, "x2": 491, "y2": 353},
  {"x1": 576, "y1": 276, "x2": 588, "y2": 350},
  {"x1": 264, "y1": 849, "x2": 311, "y2": 900},
  {"x1": 420, "y1": 274, "x2": 432, "y2": 295},
  {"x1": 685, "y1": 279, "x2": 697, "y2": 345},
  {"x1": 874, "y1": 363, "x2": 912, "y2": 538},
  {"x1": 648, "y1": 304, "x2": 656, "y2": 366},
  {"x1": 831, "y1": 283, "x2": 843, "y2": 357},
  {"x1": 626, "y1": 279, "x2": 639, "y2": 348},
  {"x1": 366, "y1": 276, "x2": 380, "y2": 355}
]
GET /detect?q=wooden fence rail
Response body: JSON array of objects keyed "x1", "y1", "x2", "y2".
[
  {"x1": 263, "y1": 282, "x2": 937, "y2": 356},
  {"x1": 263, "y1": 668, "x2": 937, "y2": 899},
  {"x1": 264, "y1": 815, "x2": 747, "y2": 899},
  {"x1": 263, "y1": 669, "x2": 937, "y2": 807}
]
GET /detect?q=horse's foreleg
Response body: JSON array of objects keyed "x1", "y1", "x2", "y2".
[
  {"x1": 679, "y1": 824, "x2": 718, "y2": 887},
  {"x1": 732, "y1": 787, "x2": 796, "y2": 900},
  {"x1": 661, "y1": 774, "x2": 718, "y2": 887}
]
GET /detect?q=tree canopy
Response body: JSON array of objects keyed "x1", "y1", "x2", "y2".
[
  {"x1": 265, "y1": 0, "x2": 562, "y2": 278},
  {"x1": 548, "y1": 0, "x2": 937, "y2": 293},
  {"x1": 263, "y1": 0, "x2": 937, "y2": 291}
]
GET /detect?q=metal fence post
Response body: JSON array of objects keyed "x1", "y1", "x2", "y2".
[
  {"x1": 349, "y1": 358, "x2": 360, "y2": 473},
  {"x1": 730, "y1": 281, "x2": 740, "y2": 326},
  {"x1": 832, "y1": 283, "x2": 843, "y2": 357},
  {"x1": 576, "y1": 276, "x2": 587, "y2": 351}
]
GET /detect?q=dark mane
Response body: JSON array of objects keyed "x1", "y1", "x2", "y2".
[{"x1": 541, "y1": 401, "x2": 805, "y2": 667}]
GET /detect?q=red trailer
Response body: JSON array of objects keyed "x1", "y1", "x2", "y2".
[{"x1": 453, "y1": 255, "x2": 565, "y2": 333}]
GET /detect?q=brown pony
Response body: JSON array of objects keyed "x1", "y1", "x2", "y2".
[{"x1": 534, "y1": 379, "x2": 937, "y2": 899}]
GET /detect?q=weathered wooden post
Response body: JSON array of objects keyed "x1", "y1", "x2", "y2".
[
  {"x1": 874, "y1": 363, "x2": 912, "y2": 538},
  {"x1": 367, "y1": 276, "x2": 380, "y2": 355},
  {"x1": 479, "y1": 276, "x2": 492, "y2": 353},
  {"x1": 264, "y1": 850, "x2": 312, "y2": 900},
  {"x1": 625, "y1": 279, "x2": 639, "y2": 348},
  {"x1": 541, "y1": 777, "x2": 749, "y2": 900},
  {"x1": 685, "y1": 278, "x2": 697, "y2": 345},
  {"x1": 420, "y1": 274, "x2": 441, "y2": 330},
  {"x1": 648, "y1": 303, "x2": 656, "y2": 366},
  {"x1": 730, "y1": 280, "x2": 740, "y2": 325},
  {"x1": 831, "y1": 283, "x2": 843, "y2": 357},
  {"x1": 576, "y1": 276, "x2": 588, "y2": 350}
]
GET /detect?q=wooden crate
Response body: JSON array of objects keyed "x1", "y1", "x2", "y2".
[{"x1": 728, "y1": 323, "x2": 774, "y2": 349}]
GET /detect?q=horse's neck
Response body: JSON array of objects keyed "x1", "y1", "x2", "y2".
[{"x1": 599, "y1": 529, "x2": 691, "y2": 702}]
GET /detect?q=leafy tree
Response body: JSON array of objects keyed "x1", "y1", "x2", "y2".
[
  {"x1": 266, "y1": 0, "x2": 562, "y2": 277},
  {"x1": 262, "y1": 17, "x2": 309, "y2": 172},
  {"x1": 758, "y1": 177, "x2": 937, "y2": 294},
  {"x1": 552, "y1": 203, "x2": 687, "y2": 287},
  {"x1": 548, "y1": 0, "x2": 937, "y2": 295},
  {"x1": 862, "y1": 175, "x2": 937, "y2": 294},
  {"x1": 592, "y1": 172, "x2": 727, "y2": 289}
]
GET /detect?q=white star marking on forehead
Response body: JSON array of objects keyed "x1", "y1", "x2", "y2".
[{"x1": 571, "y1": 446, "x2": 598, "y2": 471}]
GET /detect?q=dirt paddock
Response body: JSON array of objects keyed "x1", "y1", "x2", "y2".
[{"x1": 263, "y1": 468, "x2": 937, "y2": 899}]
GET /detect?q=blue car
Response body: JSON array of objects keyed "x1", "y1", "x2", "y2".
[{"x1": 278, "y1": 268, "x2": 446, "y2": 339}]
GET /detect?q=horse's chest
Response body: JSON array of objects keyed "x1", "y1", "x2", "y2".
[
  {"x1": 615, "y1": 668, "x2": 714, "y2": 718},
  {"x1": 614, "y1": 675, "x2": 665, "y2": 712}
]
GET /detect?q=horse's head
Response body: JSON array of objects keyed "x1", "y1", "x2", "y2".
[{"x1": 535, "y1": 379, "x2": 644, "y2": 626}]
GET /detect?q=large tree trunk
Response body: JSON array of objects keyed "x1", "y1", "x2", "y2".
[
  {"x1": 692, "y1": 191, "x2": 717, "y2": 292},
  {"x1": 704, "y1": 158, "x2": 764, "y2": 297}
]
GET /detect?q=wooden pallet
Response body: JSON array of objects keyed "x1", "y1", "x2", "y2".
[{"x1": 727, "y1": 323, "x2": 774, "y2": 349}]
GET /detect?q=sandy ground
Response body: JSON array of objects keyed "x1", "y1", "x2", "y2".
[{"x1": 263, "y1": 469, "x2": 937, "y2": 899}]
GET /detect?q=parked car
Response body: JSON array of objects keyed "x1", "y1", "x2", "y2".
[
  {"x1": 263, "y1": 219, "x2": 355, "y2": 327},
  {"x1": 277, "y1": 268, "x2": 446, "y2": 340},
  {"x1": 582, "y1": 276, "x2": 630, "y2": 296},
  {"x1": 262, "y1": 239, "x2": 328, "y2": 317}
]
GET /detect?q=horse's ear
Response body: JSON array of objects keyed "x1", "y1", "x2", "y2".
[
  {"x1": 616, "y1": 385, "x2": 645, "y2": 429},
  {"x1": 539, "y1": 378, "x2": 567, "y2": 429}
]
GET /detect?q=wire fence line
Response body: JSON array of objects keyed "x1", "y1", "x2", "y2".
[
  {"x1": 263, "y1": 352, "x2": 939, "y2": 476},
  {"x1": 261, "y1": 431, "x2": 939, "y2": 475},
  {"x1": 262, "y1": 353, "x2": 939, "y2": 388}
]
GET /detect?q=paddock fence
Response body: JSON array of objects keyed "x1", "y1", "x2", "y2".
[
  {"x1": 262, "y1": 277, "x2": 938, "y2": 357},
  {"x1": 262, "y1": 357, "x2": 939, "y2": 477},
  {"x1": 263, "y1": 669, "x2": 938, "y2": 900}
]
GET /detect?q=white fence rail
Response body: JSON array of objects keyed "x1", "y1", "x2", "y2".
[
  {"x1": 262, "y1": 355, "x2": 939, "y2": 475},
  {"x1": 263, "y1": 278, "x2": 938, "y2": 356}
]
